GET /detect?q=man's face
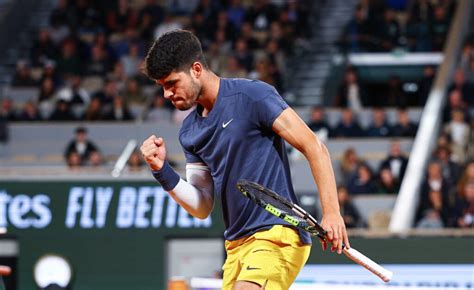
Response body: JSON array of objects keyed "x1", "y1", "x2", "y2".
[{"x1": 157, "y1": 68, "x2": 201, "y2": 111}]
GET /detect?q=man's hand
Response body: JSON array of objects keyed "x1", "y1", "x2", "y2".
[
  {"x1": 140, "y1": 135, "x2": 167, "y2": 171},
  {"x1": 320, "y1": 212, "x2": 350, "y2": 254}
]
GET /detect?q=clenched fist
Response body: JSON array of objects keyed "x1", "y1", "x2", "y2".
[{"x1": 140, "y1": 135, "x2": 167, "y2": 171}]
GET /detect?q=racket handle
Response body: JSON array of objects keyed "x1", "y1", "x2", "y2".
[
  {"x1": 0, "y1": 266, "x2": 11, "y2": 277},
  {"x1": 343, "y1": 247, "x2": 393, "y2": 282}
]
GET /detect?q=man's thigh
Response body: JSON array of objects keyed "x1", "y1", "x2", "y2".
[{"x1": 222, "y1": 226, "x2": 311, "y2": 290}]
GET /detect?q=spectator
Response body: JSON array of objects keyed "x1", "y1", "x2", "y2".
[
  {"x1": 18, "y1": 101, "x2": 40, "y2": 122},
  {"x1": 205, "y1": 41, "x2": 228, "y2": 76},
  {"x1": 120, "y1": 42, "x2": 142, "y2": 78},
  {"x1": 55, "y1": 38, "x2": 83, "y2": 76},
  {"x1": 417, "y1": 66, "x2": 436, "y2": 105},
  {"x1": 84, "y1": 44, "x2": 112, "y2": 77},
  {"x1": 347, "y1": 163, "x2": 378, "y2": 195},
  {"x1": 375, "y1": 9, "x2": 400, "y2": 51},
  {"x1": 434, "y1": 146, "x2": 462, "y2": 192},
  {"x1": 431, "y1": 5, "x2": 450, "y2": 52},
  {"x1": 385, "y1": 75, "x2": 408, "y2": 107},
  {"x1": 376, "y1": 167, "x2": 400, "y2": 194},
  {"x1": 392, "y1": 108, "x2": 418, "y2": 137},
  {"x1": 443, "y1": 109, "x2": 471, "y2": 163},
  {"x1": 93, "y1": 79, "x2": 120, "y2": 111},
  {"x1": 153, "y1": 13, "x2": 183, "y2": 39},
  {"x1": 239, "y1": 21, "x2": 260, "y2": 50},
  {"x1": 139, "y1": 10, "x2": 157, "y2": 43},
  {"x1": 443, "y1": 89, "x2": 468, "y2": 122},
  {"x1": 220, "y1": 55, "x2": 247, "y2": 78},
  {"x1": 410, "y1": 0, "x2": 434, "y2": 23},
  {"x1": 30, "y1": 28, "x2": 58, "y2": 67},
  {"x1": 339, "y1": 147, "x2": 363, "y2": 185},
  {"x1": 337, "y1": 186, "x2": 364, "y2": 228},
  {"x1": 127, "y1": 150, "x2": 145, "y2": 172},
  {"x1": 11, "y1": 60, "x2": 37, "y2": 87},
  {"x1": 334, "y1": 69, "x2": 366, "y2": 112},
  {"x1": 64, "y1": 126, "x2": 99, "y2": 164},
  {"x1": 448, "y1": 69, "x2": 474, "y2": 107},
  {"x1": 379, "y1": 141, "x2": 408, "y2": 182},
  {"x1": 420, "y1": 161, "x2": 450, "y2": 208},
  {"x1": 103, "y1": 96, "x2": 133, "y2": 121},
  {"x1": 367, "y1": 108, "x2": 392, "y2": 137},
  {"x1": 66, "y1": 151, "x2": 83, "y2": 169},
  {"x1": 332, "y1": 108, "x2": 365, "y2": 137},
  {"x1": 49, "y1": 0, "x2": 71, "y2": 45},
  {"x1": 246, "y1": 0, "x2": 278, "y2": 31},
  {"x1": 340, "y1": 6, "x2": 371, "y2": 52},
  {"x1": 0, "y1": 98, "x2": 16, "y2": 121},
  {"x1": 227, "y1": 0, "x2": 246, "y2": 31},
  {"x1": 83, "y1": 96, "x2": 104, "y2": 121},
  {"x1": 307, "y1": 106, "x2": 331, "y2": 142},
  {"x1": 234, "y1": 38, "x2": 254, "y2": 72},
  {"x1": 146, "y1": 93, "x2": 172, "y2": 122},
  {"x1": 416, "y1": 190, "x2": 450, "y2": 228},
  {"x1": 456, "y1": 181, "x2": 474, "y2": 228},
  {"x1": 139, "y1": 0, "x2": 165, "y2": 28},
  {"x1": 56, "y1": 74, "x2": 91, "y2": 110},
  {"x1": 123, "y1": 78, "x2": 147, "y2": 107},
  {"x1": 88, "y1": 150, "x2": 105, "y2": 167},
  {"x1": 49, "y1": 100, "x2": 76, "y2": 121},
  {"x1": 49, "y1": 0, "x2": 73, "y2": 29}
]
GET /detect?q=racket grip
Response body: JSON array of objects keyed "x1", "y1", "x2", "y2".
[
  {"x1": 0, "y1": 265, "x2": 11, "y2": 276},
  {"x1": 343, "y1": 247, "x2": 393, "y2": 282}
]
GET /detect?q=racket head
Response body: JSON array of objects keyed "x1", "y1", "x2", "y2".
[{"x1": 237, "y1": 179, "x2": 326, "y2": 238}]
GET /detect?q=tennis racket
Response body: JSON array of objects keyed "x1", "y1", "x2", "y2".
[{"x1": 236, "y1": 179, "x2": 393, "y2": 283}]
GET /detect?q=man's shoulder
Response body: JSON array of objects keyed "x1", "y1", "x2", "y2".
[{"x1": 222, "y1": 78, "x2": 276, "y2": 100}]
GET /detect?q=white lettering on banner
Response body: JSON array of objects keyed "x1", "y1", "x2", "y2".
[
  {"x1": 0, "y1": 191, "x2": 52, "y2": 229},
  {"x1": 135, "y1": 187, "x2": 153, "y2": 228},
  {"x1": 80, "y1": 187, "x2": 95, "y2": 228},
  {"x1": 116, "y1": 187, "x2": 137, "y2": 228},
  {"x1": 1, "y1": 186, "x2": 212, "y2": 229},
  {"x1": 166, "y1": 196, "x2": 178, "y2": 228},
  {"x1": 0, "y1": 191, "x2": 11, "y2": 227},
  {"x1": 95, "y1": 187, "x2": 113, "y2": 228},
  {"x1": 66, "y1": 187, "x2": 84, "y2": 228},
  {"x1": 151, "y1": 187, "x2": 166, "y2": 227},
  {"x1": 31, "y1": 195, "x2": 51, "y2": 228}
]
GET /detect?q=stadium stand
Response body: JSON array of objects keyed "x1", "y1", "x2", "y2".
[{"x1": 0, "y1": 0, "x2": 463, "y2": 229}]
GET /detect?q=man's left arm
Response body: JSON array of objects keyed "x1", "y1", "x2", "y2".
[{"x1": 272, "y1": 107, "x2": 350, "y2": 253}]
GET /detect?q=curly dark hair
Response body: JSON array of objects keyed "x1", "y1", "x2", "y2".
[{"x1": 144, "y1": 30, "x2": 208, "y2": 80}]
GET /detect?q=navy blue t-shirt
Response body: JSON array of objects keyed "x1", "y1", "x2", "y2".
[{"x1": 179, "y1": 78, "x2": 312, "y2": 245}]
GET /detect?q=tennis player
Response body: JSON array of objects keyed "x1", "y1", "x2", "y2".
[{"x1": 140, "y1": 30, "x2": 350, "y2": 290}]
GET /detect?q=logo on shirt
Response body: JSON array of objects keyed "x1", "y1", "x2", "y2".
[
  {"x1": 222, "y1": 119, "x2": 233, "y2": 128},
  {"x1": 246, "y1": 265, "x2": 261, "y2": 271}
]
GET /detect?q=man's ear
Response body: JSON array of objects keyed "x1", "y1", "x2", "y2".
[{"x1": 191, "y1": 62, "x2": 203, "y2": 78}]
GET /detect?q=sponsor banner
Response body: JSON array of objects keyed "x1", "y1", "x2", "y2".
[{"x1": 0, "y1": 186, "x2": 212, "y2": 230}]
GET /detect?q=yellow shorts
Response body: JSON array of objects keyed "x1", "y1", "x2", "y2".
[{"x1": 222, "y1": 225, "x2": 311, "y2": 290}]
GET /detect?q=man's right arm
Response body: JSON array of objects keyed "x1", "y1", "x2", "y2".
[{"x1": 140, "y1": 135, "x2": 214, "y2": 219}]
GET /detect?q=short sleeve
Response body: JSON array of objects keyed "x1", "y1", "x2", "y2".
[
  {"x1": 181, "y1": 144, "x2": 204, "y2": 164},
  {"x1": 255, "y1": 88, "x2": 289, "y2": 129}
]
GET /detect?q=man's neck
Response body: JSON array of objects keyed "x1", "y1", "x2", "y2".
[{"x1": 198, "y1": 72, "x2": 221, "y2": 117}]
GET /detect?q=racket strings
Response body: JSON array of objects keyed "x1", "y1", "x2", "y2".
[{"x1": 244, "y1": 186, "x2": 306, "y2": 223}]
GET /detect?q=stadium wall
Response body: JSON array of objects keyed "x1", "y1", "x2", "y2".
[{"x1": 1, "y1": 181, "x2": 473, "y2": 290}]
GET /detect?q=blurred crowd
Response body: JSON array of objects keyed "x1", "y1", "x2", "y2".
[
  {"x1": 415, "y1": 31, "x2": 474, "y2": 229},
  {"x1": 1, "y1": 0, "x2": 313, "y2": 122},
  {"x1": 339, "y1": 0, "x2": 456, "y2": 53}
]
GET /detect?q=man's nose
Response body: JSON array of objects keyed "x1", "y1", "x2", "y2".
[{"x1": 163, "y1": 89, "x2": 173, "y2": 99}]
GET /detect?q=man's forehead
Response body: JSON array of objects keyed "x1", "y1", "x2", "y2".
[{"x1": 157, "y1": 71, "x2": 182, "y2": 85}]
